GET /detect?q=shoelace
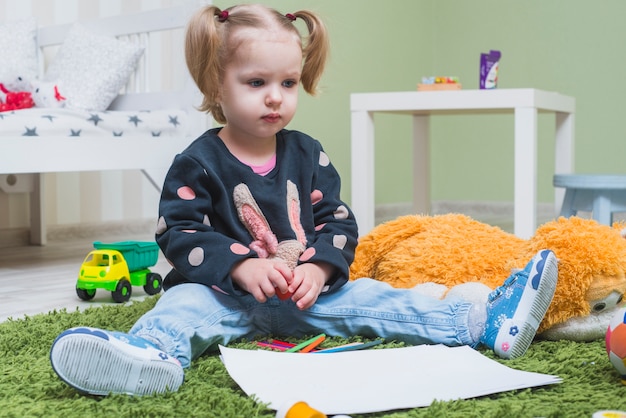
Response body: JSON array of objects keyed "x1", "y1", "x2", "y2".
[{"x1": 487, "y1": 268, "x2": 528, "y2": 302}]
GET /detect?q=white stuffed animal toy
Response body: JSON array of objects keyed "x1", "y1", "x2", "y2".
[{"x1": 31, "y1": 80, "x2": 66, "y2": 108}]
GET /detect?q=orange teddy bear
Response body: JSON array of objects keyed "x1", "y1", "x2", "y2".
[{"x1": 350, "y1": 214, "x2": 626, "y2": 341}]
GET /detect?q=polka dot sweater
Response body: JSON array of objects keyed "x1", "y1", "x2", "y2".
[{"x1": 156, "y1": 128, "x2": 359, "y2": 297}]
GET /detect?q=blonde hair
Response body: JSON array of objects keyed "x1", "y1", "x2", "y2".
[{"x1": 184, "y1": 4, "x2": 329, "y2": 124}]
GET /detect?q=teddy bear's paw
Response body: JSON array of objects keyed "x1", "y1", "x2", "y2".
[
  {"x1": 445, "y1": 282, "x2": 492, "y2": 305},
  {"x1": 413, "y1": 283, "x2": 448, "y2": 300},
  {"x1": 539, "y1": 309, "x2": 615, "y2": 341},
  {"x1": 540, "y1": 291, "x2": 624, "y2": 341}
]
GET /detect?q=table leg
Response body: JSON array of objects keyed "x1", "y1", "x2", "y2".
[
  {"x1": 351, "y1": 110, "x2": 375, "y2": 235},
  {"x1": 514, "y1": 107, "x2": 538, "y2": 239},
  {"x1": 554, "y1": 111, "x2": 575, "y2": 216},
  {"x1": 412, "y1": 115, "x2": 430, "y2": 215}
]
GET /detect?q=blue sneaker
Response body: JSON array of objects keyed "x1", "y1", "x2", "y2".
[
  {"x1": 480, "y1": 249, "x2": 558, "y2": 359},
  {"x1": 50, "y1": 327, "x2": 184, "y2": 396}
]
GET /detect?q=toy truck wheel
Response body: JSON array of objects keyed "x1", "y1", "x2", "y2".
[
  {"x1": 112, "y1": 279, "x2": 132, "y2": 303},
  {"x1": 76, "y1": 287, "x2": 96, "y2": 301},
  {"x1": 143, "y1": 272, "x2": 163, "y2": 295}
]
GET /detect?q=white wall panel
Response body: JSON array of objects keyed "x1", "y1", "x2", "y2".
[
  {"x1": 100, "y1": 171, "x2": 123, "y2": 222},
  {"x1": 7, "y1": 191, "x2": 27, "y2": 226},
  {"x1": 80, "y1": 171, "x2": 102, "y2": 223},
  {"x1": 54, "y1": 0, "x2": 79, "y2": 23},
  {"x1": 97, "y1": 0, "x2": 123, "y2": 225},
  {"x1": 99, "y1": 0, "x2": 121, "y2": 17},
  {"x1": 55, "y1": 172, "x2": 80, "y2": 225},
  {"x1": 45, "y1": 174, "x2": 57, "y2": 226},
  {"x1": 4, "y1": 1, "x2": 31, "y2": 18}
]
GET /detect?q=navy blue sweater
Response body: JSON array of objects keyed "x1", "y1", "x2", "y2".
[{"x1": 156, "y1": 128, "x2": 358, "y2": 297}]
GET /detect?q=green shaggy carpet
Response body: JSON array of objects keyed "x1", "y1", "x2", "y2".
[{"x1": 2, "y1": 296, "x2": 626, "y2": 418}]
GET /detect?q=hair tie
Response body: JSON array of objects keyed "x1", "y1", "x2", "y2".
[
  {"x1": 217, "y1": 10, "x2": 229, "y2": 22},
  {"x1": 285, "y1": 13, "x2": 296, "y2": 21}
]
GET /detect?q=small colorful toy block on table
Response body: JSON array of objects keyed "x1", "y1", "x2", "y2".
[
  {"x1": 75, "y1": 241, "x2": 163, "y2": 303},
  {"x1": 417, "y1": 76, "x2": 461, "y2": 91}
]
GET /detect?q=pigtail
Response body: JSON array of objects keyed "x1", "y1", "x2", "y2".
[
  {"x1": 291, "y1": 10, "x2": 329, "y2": 96},
  {"x1": 185, "y1": 5, "x2": 227, "y2": 122}
]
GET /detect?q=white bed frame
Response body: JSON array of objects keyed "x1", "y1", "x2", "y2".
[{"x1": 0, "y1": 5, "x2": 209, "y2": 245}]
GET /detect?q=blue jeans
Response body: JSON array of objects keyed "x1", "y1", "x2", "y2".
[{"x1": 130, "y1": 278, "x2": 475, "y2": 368}]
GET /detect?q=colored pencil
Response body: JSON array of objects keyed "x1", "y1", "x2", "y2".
[
  {"x1": 312, "y1": 339, "x2": 383, "y2": 353},
  {"x1": 299, "y1": 334, "x2": 326, "y2": 353},
  {"x1": 285, "y1": 333, "x2": 326, "y2": 353}
]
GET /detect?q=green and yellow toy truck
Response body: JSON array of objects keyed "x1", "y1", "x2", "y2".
[{"x1": 76, "y1": 241, "x2": 163, "y2": 303}]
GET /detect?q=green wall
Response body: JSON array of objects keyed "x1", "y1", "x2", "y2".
[{"x1": 213, "y1": 0, "x2": 626, "y2": 206}]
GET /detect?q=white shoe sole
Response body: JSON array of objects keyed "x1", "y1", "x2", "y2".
[
  {"x1": 50, "y1": 330, "x2": 184, "y2": 396},
  {"x1": 494, "y1": 250, "x2": 558, "y2": 359}
]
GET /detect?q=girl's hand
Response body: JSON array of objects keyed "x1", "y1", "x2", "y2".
[
  {"x1": 289, "y1": 262, "x2": 334, "y2": 310},
  {"x1": 231, "y1": 258, "x2": 293, "y2": 303}
]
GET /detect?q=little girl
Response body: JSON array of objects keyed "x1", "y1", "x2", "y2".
[{"x1": 50, "y1": 3, "x2": 558, "y2": 397}]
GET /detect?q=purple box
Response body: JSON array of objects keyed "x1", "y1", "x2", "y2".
[{"x1": 479, "y1": 50, "x2": 501, "y2": 89}]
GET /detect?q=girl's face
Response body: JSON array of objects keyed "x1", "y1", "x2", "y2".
[{"x1": 219, "y1": 29, "x2": 302, "y2": 142}]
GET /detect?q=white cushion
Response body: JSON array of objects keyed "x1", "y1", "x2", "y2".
[
  {"x1": 44, "y1": 23, "x2": 144, "y2": 111},
  {"x1": 0, "y1": 17, "x2": 38, "y2": 88}
]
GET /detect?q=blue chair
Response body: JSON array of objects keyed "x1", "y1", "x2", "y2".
[{"x1": 553, "y1": 174, "x2": 626, "y2": 225}]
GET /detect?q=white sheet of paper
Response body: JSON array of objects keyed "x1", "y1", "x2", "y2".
[{"x1": 219, "y1": 344, "x2": 561, "y2": 415}]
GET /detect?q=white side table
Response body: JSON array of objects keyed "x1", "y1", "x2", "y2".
[{"x1": 350, "y1": 88, "x2": 576, "y2": 239}]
